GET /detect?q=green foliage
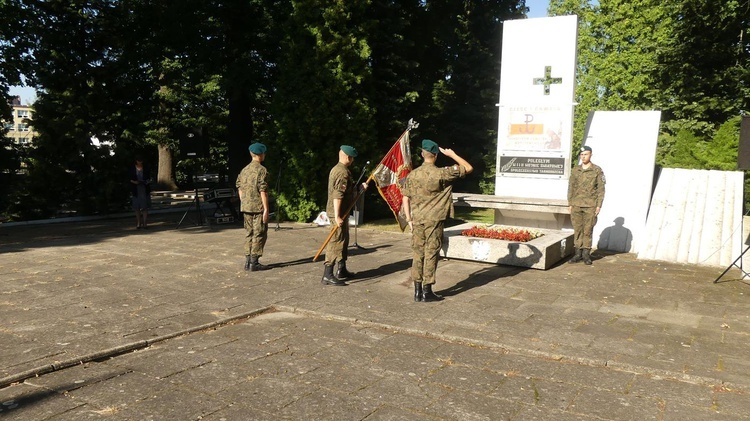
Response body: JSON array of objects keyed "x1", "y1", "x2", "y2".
[
  {"x1": 551, "y1": 0, "x2": 749, "y2": 166},
  {"x1": 657, "y1": 116, "x2": 742, "y2": 171},
  {"x1": 269, "y1": 0, "x2": 377, "y2": 221},
  {"x1": 15, "y1": 0, "x2": 744, "y2": 220}
]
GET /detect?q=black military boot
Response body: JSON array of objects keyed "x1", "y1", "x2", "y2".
[
  {"x1": 321, "y1": 264, "x2": 347, "y2": 286},
  {"x1": 244, "y1": 255, "x2": 252, "y2": 271},
  {"x1": 250, "y1": 255, "x2": 269, "y2": 272},
  {"x1": 422, "y1": 284, "x2": 444, "y2": 302},
  {"x1": 568, "y1": 248, "x2": 582, "y2": 264},
  {"x1": 336, "y1": 261, "x2": 355, "y2": 281},
  {"x1": 582, "y1": 249, "x2": 592, "y2": 265},
  {"x1": 414, "y1": 281, "x2": 423, "y2": 302}
]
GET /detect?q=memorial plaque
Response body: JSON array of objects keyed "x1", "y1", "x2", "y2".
[{"x1": 498, "y1": 156, "x2": 565, "y2": 176}]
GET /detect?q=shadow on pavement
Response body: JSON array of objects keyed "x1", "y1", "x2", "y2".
[
  {"x1": 347, "y1": 258, "x2": 412, "y2": 283},
  {"x1": 438, "y1": 265, "x2": 524, "y2": 297}
]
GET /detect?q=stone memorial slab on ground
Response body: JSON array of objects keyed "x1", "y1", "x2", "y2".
[{"x1": 441, "y1": 222, "x2": 572, "y2": 270}]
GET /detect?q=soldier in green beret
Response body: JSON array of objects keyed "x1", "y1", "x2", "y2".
[
  {"x1": 567, "y1": 145, "x2": 606, "y2": 265},
  {"x1": 321, "y1": 145, "x2": 368, "y2": 286},
  {"x1": 401, "y1": 139, "x2": 473, "y2": 302},
  {"x1": 236, "y1": 142, "x2": 271, "y2": 271}
]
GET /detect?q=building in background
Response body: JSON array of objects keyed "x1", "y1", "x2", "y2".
[{"x1": 5, "y1": 96, "x2": 36, "y2": 146}]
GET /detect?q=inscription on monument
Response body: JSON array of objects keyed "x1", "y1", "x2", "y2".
[{"x1": 499, "y1": 156, "x2": 565, "y2": 176}]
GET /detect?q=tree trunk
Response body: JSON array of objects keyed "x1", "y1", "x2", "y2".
[
  {"x1": 156, "y1": 143, "x2": 178, "y2": 190},
  {"x1": 228, "y1": 89, "x2": 252, "y2": 185}
]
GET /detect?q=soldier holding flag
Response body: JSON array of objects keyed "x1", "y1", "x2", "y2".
[{"x1": 321, "y1": 145, "x2": 369, "y2": 286}]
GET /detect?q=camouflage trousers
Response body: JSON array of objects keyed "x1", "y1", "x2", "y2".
[
  {"x1": 243, "y1": 212, "x2": 268, "y2": 256},
  {"x1": 324, "y1": 222, "x2": 349, "y2": 265},
  {"x1": 570, "y1": 206, "x2": 597, "y2": 249},
  {"x1": 410, "y1": 220, "x2": 444, "y2": 286}
]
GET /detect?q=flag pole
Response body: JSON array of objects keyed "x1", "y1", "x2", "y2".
[
  {"x1": 313, "y1": 174, "x2": 374, "y2": 262},
  {"x1": 313, "y1": 118, "x2": 418, "y2": 261}
]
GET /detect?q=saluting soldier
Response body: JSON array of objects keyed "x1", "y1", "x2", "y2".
[
  {"x1": 401, "y1": 139, "x2": 473, "y2": 302},
  {"x1": 321, "y1": 145, "x2": 368, "y2": 286},
  {"x1": 236, "y1": 142, "x2": 271, "y2": 271},
  {"x1": 567, "y1": 145, "x2": 606, "y2": 265}
]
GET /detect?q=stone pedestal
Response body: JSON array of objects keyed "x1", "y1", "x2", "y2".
[{"x1": 441, "y1": 222, "x2": 573, "y2": 270}]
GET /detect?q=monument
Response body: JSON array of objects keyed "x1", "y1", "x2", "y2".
[
  {"x1": 452, "y1": 15, "x2": 579, "y2": 230},
  {"x1": 444, "y1": 15, "x2": 579, "y2": 268},
  {"x1": 446, "y1": 15, "x2": 744, "y2": 271}
]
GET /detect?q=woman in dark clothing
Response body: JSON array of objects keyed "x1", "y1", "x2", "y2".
[{"x1": 128, "y1": 156, "x2": 152, "y2": 229}]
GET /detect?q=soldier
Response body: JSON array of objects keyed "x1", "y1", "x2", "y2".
[
  {"x1": 567, "y1": 145, "x2": 606, "y2": 265},
  {"x1": 236, "y1": 142, "x2": 271, "y2": 271},
  {"x1": 321, "y1": 145, "x2": 368, "y2": 286},
  {"x1": 401, "y1": 139, "x2": 473, "y2": 302}
]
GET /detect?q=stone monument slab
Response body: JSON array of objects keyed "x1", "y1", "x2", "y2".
[{"x1": 582, "y1": 111, "x2": 661, "y2": 253}]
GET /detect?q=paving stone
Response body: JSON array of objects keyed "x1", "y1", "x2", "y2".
[
  {"x1": 355, "y1": 376, "x2": 450, "y2": 413},
  {"x1": 2, "y1": 216, "x2": 750, "y2": 419},
  {"x1": 489, "y1": 376, "x2": 580, "y2": 411},
  {"x1": 425, "y1": 364, "x2": 508, "y2": 395},
  {"x1": 111, "y1": 384, "x2": 225, "y2": 420},
  {"x1": 362, "y1": 404, "x2": 444, "y2": 421},
  {"x1": 107, "y1": 346, "x2": 215, "y2": 380},
  {"x1": 239, "y1": 352, "x2": 324, "y2": 380},
  {"x1": 549, "y1": 362, "x2": 636, "y2": 393},
  {"x1": 0, "y1": 382, "x2": 85, "y2": 419},
  {"x1": 277, "y1": 388, "x2": 377, "y2": 420},
  {"x1": 569, "y1": 387, "x2": 662, "y2": 420},
  {"x1": 510, "y1": 403, "x2": 599, "y2": 420},
  {"x1": 627, "y1": 374, "x2": 714, "y2": 408},
  {"x1": 660, "y1": 402, "x2": 739, "y2": 421},
  {"x1": 423, "y1": 389, "x2": 520, "y2": 420},
  {"x1": 61, "y1": 370, "x2": 170, "y2": 411},
  {"x1": 712, "y1": 387, "x2": 750, "y2": 417}
]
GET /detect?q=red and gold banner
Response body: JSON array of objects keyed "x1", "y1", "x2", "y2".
[{"x1": 371, "y1": 130, "x2": 412, "y2": 231}]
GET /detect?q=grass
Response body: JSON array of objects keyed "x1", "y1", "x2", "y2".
[{"x1": 358, "y1": 207, "x2": 494, "y2": 232}]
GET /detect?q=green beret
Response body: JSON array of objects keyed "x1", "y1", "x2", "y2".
[
  {"x1": 580, "y1": 145, "x2": 592, "y2": 153},
  {"x1": 421, "y1": 139, "x2": 439, "y2": 155},
  {"x1": 249, "y1": 142, "x2": 267, "y2": 155},
  {"x1": 340, "y1": 145, "x2": 358, "y2": 157}
]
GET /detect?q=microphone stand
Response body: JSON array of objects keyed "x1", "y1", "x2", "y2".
[{"x1": 351, "y1": 161, "x2": 370, "y2": 249}]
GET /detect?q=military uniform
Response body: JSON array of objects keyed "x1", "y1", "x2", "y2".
[
  {"x1": 236, "y1": 158, "x2": 269, "y2": 265},
  {"x1": 402, "y1": 161, "x2": 466, "y2": 287},
  {"x1": 324, "y1": 162, "x2": 356, "y2": 265},
  {"x1": 568, "y1": 162, "x2": 605, "y2": 251},
  {"x1": 321, "y1": 145, "x2": 361, "y2": 286}
]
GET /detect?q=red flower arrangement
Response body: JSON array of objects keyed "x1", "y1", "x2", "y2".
[{"x1": 461, "y1": 225, "x2": 543, "y2": 242}]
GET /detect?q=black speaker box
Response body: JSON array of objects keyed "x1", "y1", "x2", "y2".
[{"x1": 179, "y1": 127, "x2": 209, "y2": 159}]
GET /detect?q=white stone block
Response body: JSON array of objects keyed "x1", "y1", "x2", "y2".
[{"x1": 441, "y1": 223, "x2": 573, "y2": 270}]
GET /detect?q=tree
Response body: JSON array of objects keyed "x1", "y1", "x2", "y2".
[
  {"x1": 13, "y1": 0, "x2": 152, "y2": 218},
  {"x1": 417, "y1": 0, "x2": 525, "y2": 194},
  {"x1": 549, "y1": 0, "x2": 750, "y2": 168},
  {"x1": 654, "y1": 0, "x2": 750, "y2": 137},
  {"x1": 0, "y1": 0, "x2": 34, "y2": 217},
  {"x1": 270, "y1": 0, "x2": 377, "y2": 221},
  {"x1": 549, "y1": 0, "x2": 670, "y2": 152},
  {"x1": 0, "y1": 0, "x2": 531, "y2": 221}
]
